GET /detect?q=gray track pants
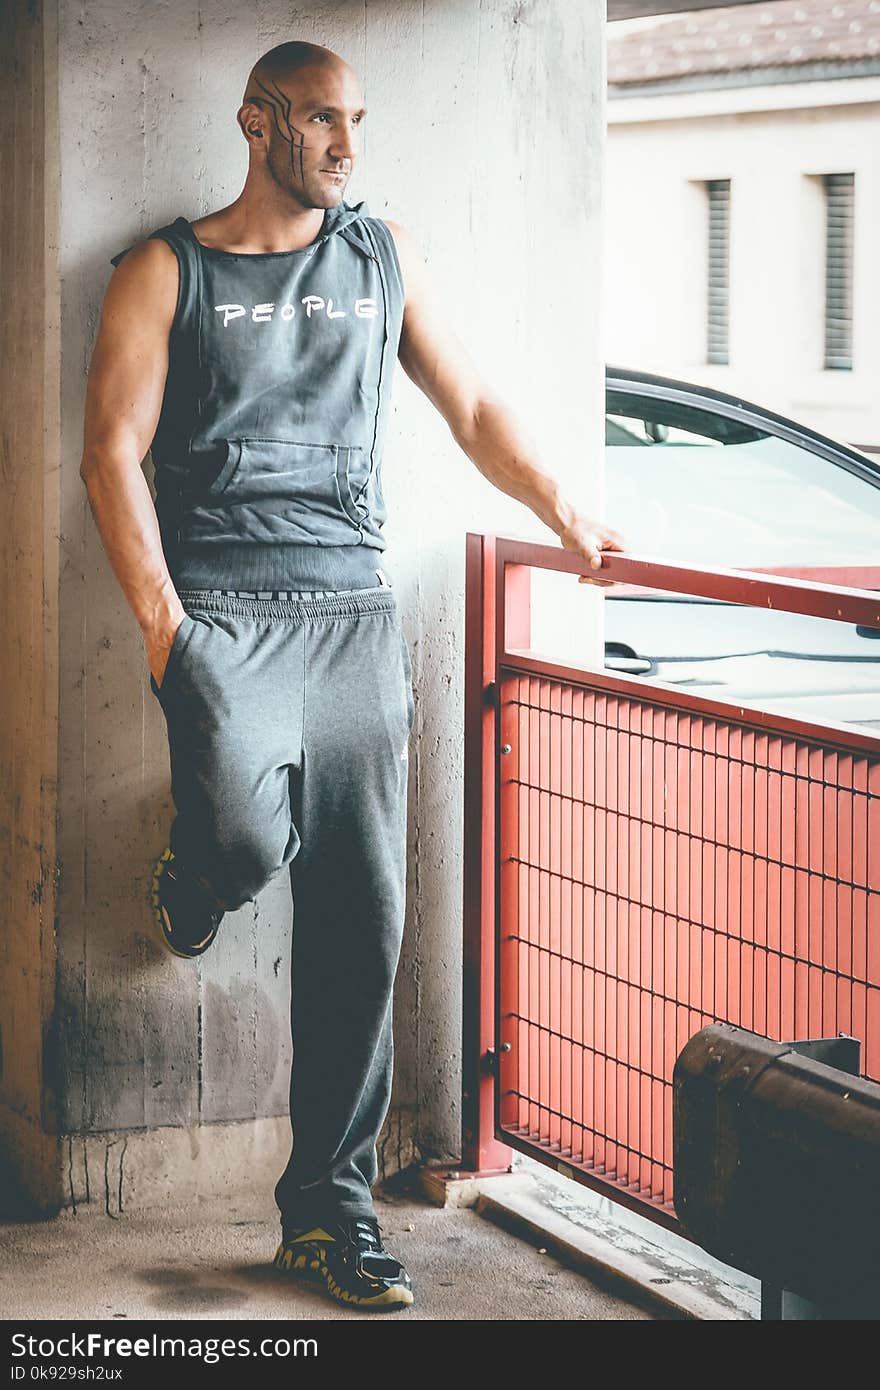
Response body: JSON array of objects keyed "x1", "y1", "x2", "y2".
[{"x1": 149, "y1": 584, "x2": 415, "y2": 1229}]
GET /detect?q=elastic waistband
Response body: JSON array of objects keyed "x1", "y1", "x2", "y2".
[{"x1": 178, "y1": 587, "x2": 399, "y2": 623}]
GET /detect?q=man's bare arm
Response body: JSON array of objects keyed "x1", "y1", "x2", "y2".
[
  {"x1": 80, "y1": 238, "x2": 187, "y2": 685},
  {"x1": 386, "y1": 220, "x2": 624, "y2": 586}
]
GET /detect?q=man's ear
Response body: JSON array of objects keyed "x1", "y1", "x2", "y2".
[{"x1": 238, "y1": 101, "x2": 267, "y2": 145}]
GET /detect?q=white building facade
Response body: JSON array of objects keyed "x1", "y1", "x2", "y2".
[{"x1": 606, "y1": 2, "x2": 880, "y2": 454}]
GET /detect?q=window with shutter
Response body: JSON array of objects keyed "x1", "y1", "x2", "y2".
[
  {"x1": 823, "y1": 172, "x2": 854, "y2": 371},
  {"x1": 706, "y1": 178, "x2": 730, "y2": 366}
]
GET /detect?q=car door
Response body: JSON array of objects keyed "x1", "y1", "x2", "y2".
[{"x1": 603, "y1": 370, "x2": 880, "y2": 731}]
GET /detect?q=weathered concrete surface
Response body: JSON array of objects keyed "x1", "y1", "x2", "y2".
[
  {"x1": 0, "y1": 0, "x2": 63, "y2": 1209},
  {"x1": 2, "y1": 0, "x2": 606, "y2": 1213},
  {"x1": 0, "y1": 1183, "x2": 654, "y2": 1322}
]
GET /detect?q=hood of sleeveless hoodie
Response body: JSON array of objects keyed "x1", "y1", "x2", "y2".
[{"x1": 318, "y1": 199, "x2": 376, "y2": 260}]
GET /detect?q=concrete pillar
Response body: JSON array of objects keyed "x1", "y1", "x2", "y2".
[
  {"x1": 0, "y1": 0, "x2": 63, "y2": 1209},
  {"x1": 0, "y1": 0, "x2": 605, "y2": 1214}
]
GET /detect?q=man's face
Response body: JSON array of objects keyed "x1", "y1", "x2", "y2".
[{"x1": 244, "y1": 63, "x2": 367, "y2": 210}]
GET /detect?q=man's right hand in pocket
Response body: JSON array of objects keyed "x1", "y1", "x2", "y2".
[{"x1": 145, "y1": 610, "x2": 188, "y2": 690}]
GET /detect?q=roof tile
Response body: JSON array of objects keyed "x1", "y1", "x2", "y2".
[{"x1": 609, "y1": 0, "x2": 880, "y2": 86}]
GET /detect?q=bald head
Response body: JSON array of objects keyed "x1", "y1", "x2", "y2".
[{"x1": 243, "y1": 41, "x2": 352, "y2": 108}]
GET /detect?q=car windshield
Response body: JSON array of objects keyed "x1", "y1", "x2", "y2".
[{"x1": 605, "y1": 389, "x2": 880, "y2": 568}]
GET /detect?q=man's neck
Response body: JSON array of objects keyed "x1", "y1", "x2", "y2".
[{"x1": 189, "y1": 196, "x2": 328, "y2": 254}]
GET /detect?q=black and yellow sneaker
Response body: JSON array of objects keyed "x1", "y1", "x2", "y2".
[
  {"x1": 150, "y1": 846, "x2": 225, "y2": 959},
  {"x1": 273, "y1": 1216, "x2": 414, "y2": 1311}
]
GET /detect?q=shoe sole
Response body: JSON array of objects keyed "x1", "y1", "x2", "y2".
[
  {"x1": 273, "y1": 1241, "x2": 414, "y2": 1310},
  {"x1": 150, "y1": 847, "x2": 219, "y2": 960}
]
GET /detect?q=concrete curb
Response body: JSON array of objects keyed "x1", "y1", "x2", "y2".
[
  {"x1": 473, "y1": 1183, "x2": 751, "y2": 1321},
  {"x1": 417, "y1": 1164, "x2": 755, "y2": 1319}
]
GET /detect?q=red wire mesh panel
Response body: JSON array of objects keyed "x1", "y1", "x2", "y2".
[{"x1": 497, "y1": 673, "x2": 880, "y2": 1220}]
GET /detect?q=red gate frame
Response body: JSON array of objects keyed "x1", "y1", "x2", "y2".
[{"x1": 461, "y1": 531, "x2": 880, "y2": 1218}]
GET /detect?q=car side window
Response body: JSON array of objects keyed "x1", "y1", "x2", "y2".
[{"x1": 606, "y1": 390, "x2": 880, "y2": 569}]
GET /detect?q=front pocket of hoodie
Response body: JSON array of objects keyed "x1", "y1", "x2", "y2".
[
  {"x1": 178, "y1": 438, "x2": 365, "y2": 545},
  {"x1": 205, "y1": 439, "x2": 244, "y2": 495}
]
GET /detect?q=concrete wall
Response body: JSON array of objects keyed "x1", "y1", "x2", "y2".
[
  {"x1": 2, "y1": 0, "x2": 605, "y2": 1213},
  {"x1": 0, "y1": 0, "x2": 63, "y2": 1202},
  {"x1": 606, "y1": 76, "x2": 880, "y2": 448}
]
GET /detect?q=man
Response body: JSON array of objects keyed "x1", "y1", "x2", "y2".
[{"x1": 80, "y1": 40, "x2": 624, "y2": 1313}]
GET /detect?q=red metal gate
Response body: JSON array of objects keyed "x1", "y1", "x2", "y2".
[{"x1": 462, "y1": 533, "x2": 880, "y2": 1230}]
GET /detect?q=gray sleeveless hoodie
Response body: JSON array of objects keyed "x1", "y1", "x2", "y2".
[{"x1": 110, "y1": 201, "x2": 405, "y2": 590}]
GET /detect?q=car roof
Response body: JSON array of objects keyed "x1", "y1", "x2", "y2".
[{"x1": 605, "y1": 364, "x2": 879, "y2": 477}]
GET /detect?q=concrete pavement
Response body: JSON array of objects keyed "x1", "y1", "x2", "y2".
[{"x1": 0, "y1": 1175, "x2": 654, "y2": 1322}]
